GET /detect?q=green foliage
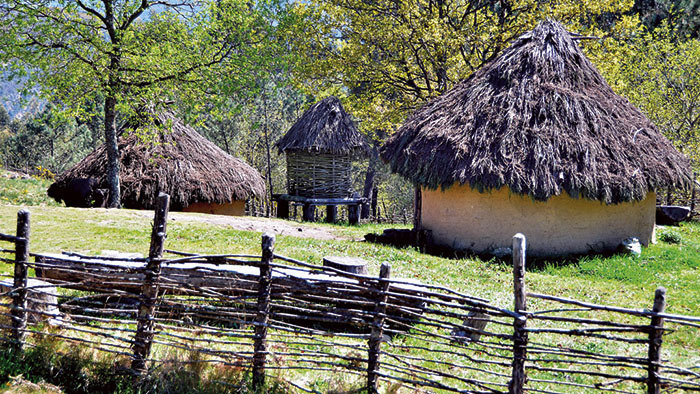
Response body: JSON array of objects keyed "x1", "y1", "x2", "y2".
[
  {"x1": 291, "y1": 0, "x2": 637, "y2": 136},
  {"x1": 632, "y1": 0, "x2": 700, "y2": 37},
  {"x1": 591, "y1": 22, "x2": 700, "y2": 169},
  {"x1": 0, "y1": 0, "x2": 284, "y2": 116},
  {"x1": 0, "y1": 105, "x2": 96, "y2": 173},
  {"x1": 0, "y1": 341, "x2": 133, "y2": 394},
  {"x1": 0, "y1": 105, "x2": 9, "y2": 129},
  {"x1": 0, "y1": 169, "x2": 60, "y2": 206}
]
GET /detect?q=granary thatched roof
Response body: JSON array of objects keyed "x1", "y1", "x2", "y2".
[
  {"x1": 276, "y1": 96, "x2": 368, "y2": 155},
  {"x1": 48, "y1": 112, "x2": 265, "y2": 210},
  {"x1": 380, "y1": 19, "x2": 692, "y2": 204}
]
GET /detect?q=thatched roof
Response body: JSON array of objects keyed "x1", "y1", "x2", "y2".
[
  {"x1": 276, "y1": 96, "x2": 368, "y2": 155},
  {"x1": 48, "y1": 112, "x2": 265, "y2": 210},
  {"x1": 381, "y1": 19, "x2": 692, "y2": 204}
]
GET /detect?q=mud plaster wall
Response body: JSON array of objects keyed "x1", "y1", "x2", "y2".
[
  {"x1": 421, "y1": 185, "x2": 656, "y2": 256},
  {"x1": 182, "y1": 200, "x2": 246, "y2": 216}
]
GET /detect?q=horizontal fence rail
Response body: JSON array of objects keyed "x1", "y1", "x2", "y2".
[{"x1": 1, "y1": 197, "x2": 699, "y2": 393}]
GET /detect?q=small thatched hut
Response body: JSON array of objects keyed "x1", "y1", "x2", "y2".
[
  {"x1": 276, "y1": 96, "x2": 368, "y2": 198},
  {"x1": 381, "y1": 20, "x2": 692, "y2": 257},
  {"x1": 48, "y1": 113, "x2": 265, "y2": 215}
]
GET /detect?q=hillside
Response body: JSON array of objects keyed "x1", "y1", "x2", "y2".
[{"x1": 0, "y1": 72, "x2": 43, "y2": 120}]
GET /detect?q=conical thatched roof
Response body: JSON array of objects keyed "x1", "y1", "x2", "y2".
[
  {"x1": 48, "y1": 112, "x2": 265, "y2": 210},
  {"x1": 381, "y1": 20, "x2": 692, "y2": 204},
  {"x1": 276, "y1": 96, "x2": 368, "y2": 155}
]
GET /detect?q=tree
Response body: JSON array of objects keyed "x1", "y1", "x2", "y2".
[
  {"x1": 0, "y1": 0, "x2": 282, "y2": 207},
  {"x1": 292, "y1": 0, "x2": 638, "y2": 133},
  {"x1": 593, "y1": 23, "x2": 700, "y2": 169},
  {"x1": 0, "y1": 104, "x2": 95, "y2": 172},
  {"x1": 631, "y1": 0, "x2": 700, "y2": 37},
  {"x1": 0, "y1": 104, "x2": 9, "y2": 129}
]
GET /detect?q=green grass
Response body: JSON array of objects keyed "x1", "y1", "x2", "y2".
[{"x1": 0, "y1": 169, "x2": 60, "y2": 207}]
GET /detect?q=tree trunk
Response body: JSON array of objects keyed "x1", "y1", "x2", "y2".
[
  {"x1": 361, "y1": 147, "x2": 379, "y2": 219},
  {"x1": 104, "y1": 94, "x2": 121, "y2": 208},
  {"x1": 263, "y1": 92, "x2": 273, "y2": 218}
]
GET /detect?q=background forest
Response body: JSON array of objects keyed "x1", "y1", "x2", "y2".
[{"x1": 1, "y1": 0, "x2": 699, "y2": 218}]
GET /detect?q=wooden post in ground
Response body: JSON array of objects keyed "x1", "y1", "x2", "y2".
[
  {"x1": 132, "y1": 193, "x2": 169, "y2": 373},
  {"x1": 326, "y1": 205, "x2": 337, "y2": 223},
  {"x1": 253, "y1": 233, "x2": 275, "y2": 390},
  {"x1": 302, "y1": 203, "x2": 316, "y2": 222},
  {"x1": 348, "y1": 204, "x2": 360, "y2": 225},
  {"x1": 371, "y1": 187, "x2": 378, "y2": 219},
  {"x1": 691, "y1": 173, "x2": 697, "y2": 216},
  {"x1": 509, "y1": 233, "x2": 527, "y2": 394},
  {"x1": 277, "y1": 200, "x2": 289, "y2": 219},
  {"x1": 367, "y1": 263, "x2": 391, "y2": 393},
  {"x1": 647, "y1": 287, "x2": 666, "y2": 394},
  {"x1": 11, "y1": 209, "x2": 30, "y2": 351}
]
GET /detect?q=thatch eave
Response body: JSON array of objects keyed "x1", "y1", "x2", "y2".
[{"x1": 276, "y1": 96, "x2": 369, "y2": 156}]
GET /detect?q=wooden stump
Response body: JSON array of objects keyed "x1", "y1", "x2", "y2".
[
  {"x1": 451, "y1": 311, "x2": 490, "y2": 343},
  {"x1": 323, "y1": 256, "x2": 369, "y2": 275},
  {"x1": 326, "y1": 205, "x2": 337, "y2": 223},
  {"x1": 1, "y1": 278, "x2": 60, "y2": 324},
  {"x1": 303, "y1": 203, "x2": 316, "y2": 222}
]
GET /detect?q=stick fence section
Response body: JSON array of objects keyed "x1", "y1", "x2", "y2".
[{"x1": 0, "y1": 199, "x2": 698, "y2": 393}]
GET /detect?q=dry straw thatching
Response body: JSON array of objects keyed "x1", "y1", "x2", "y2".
[
  {"x1": 48, "y1": 112, "x2": 265, "y2": 210},
  {"x1": 276, "y1": 96, "x2": 368, "y2": 155},
  {"x1": 381, "y1": 20, "x2": 692, "y2": 204}
]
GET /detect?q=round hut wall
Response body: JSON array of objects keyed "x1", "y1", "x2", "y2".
[
  {"x1": 286, "y1": 151, "x2": 353, "y2": 198},
  {"x1": 421, "y1": 184, "x2": 656, "y2": 257}
]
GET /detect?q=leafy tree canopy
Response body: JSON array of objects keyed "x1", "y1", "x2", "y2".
[
  {"x1": 0, "y1": 0, "x2": 289, "y2": 206},
  {"x1": 291, "y1": 0, "x2": 640, "y2": 138}
]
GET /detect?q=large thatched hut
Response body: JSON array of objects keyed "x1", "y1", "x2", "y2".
[
  {"x1": 381, "y1": 20, "x2": 692, "y2": 257},
  {"x1": 48, "y1": 113, "x2": 265, "y2": 215},
  {"x1": 276, "y1": 96, "x2": 368, "y2": 199}
]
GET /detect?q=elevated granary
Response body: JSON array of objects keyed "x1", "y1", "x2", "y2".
[
  {"x1": 276, "y1": 96, "x2": 368, "y2": 199},
  {"x1": 48, "y1": 112, "x2": 265, "y2": 215},
  {"x1": 381, "y1": 20, "x2": 691, "y2": 256}
]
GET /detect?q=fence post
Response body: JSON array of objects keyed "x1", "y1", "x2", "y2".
[
  {"x1": 367, "y1": 262, "x2": 391, "y2": 393},
  {"x1": 509, "y1": 234, "x2": 528, "y2": 394},
  {"x1": 647, "y1": 287, "x2": 666, "y2": 394},
  {"x1": 253, "y1": 233, "x2": 275, "y2": 390},
  {"x1": 11, "y1": 209, "x2": 30, "y2": 351},
  {"x1": 132, "y1": 193, "x2": 170, "y2": 373}
]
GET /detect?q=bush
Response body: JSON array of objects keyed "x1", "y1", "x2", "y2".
[{"x1": 658, "y1": 229, "x2": 682, "y2": 244}]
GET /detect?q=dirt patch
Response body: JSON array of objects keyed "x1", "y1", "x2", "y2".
[{"x1": 128, "y1": 210, "x2": 349, "y2": 241}]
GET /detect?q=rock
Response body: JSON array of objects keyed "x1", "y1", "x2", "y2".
[
  {"x1": 491, "y1": 247, "x2": 512, "y2": 258},
  {"x1": 451, "y1": 311, "x2": 490, "y2": 343},
  {"x1": 656, "y1": 205, "x2": 691, "y2": 226},
  {"x1": 619, "y1": 237, "x2": 642, "y2": 257},
  {"x1": 0, "y1": 278, "x2": 62, "y2": 324}
]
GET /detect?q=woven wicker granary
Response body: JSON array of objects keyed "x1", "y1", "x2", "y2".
[{"x1": 277, "y1": 97, "x2": 368, "y2": 199}]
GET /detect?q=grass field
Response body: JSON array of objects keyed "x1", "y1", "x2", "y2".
[{"x1": 0, "y1": 172, "x2": 699, "y2": 393}]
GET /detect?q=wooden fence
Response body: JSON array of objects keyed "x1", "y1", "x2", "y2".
[{"x1": 1, "y1": 195, "x2": 699, "y2": 393}]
